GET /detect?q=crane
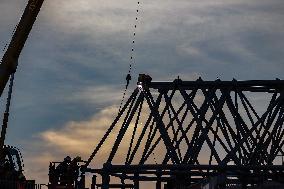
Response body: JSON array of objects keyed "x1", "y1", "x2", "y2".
[
  {"x1": 0, "y1": 0, "x2": 44, "y2": 96},
  {"x1": 0, "y1": 0, "x2": 44, "y2": 187}
]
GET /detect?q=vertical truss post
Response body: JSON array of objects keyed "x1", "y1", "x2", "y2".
[
  {"x1": 121, "y1": 177, "x2": 126, "y2": 189},
  {"x1": 91, "y1": 175, "x2": 97, "y2": 189},
  {"x1": 156, "y1": 170, "x2": 162, "y2": 189},
  {"x1": 101, "y1": 163, "x2": 111, "y2": 189},
  {"x1": 134, "y1": 173, "x2": 139, "y2": 189}
]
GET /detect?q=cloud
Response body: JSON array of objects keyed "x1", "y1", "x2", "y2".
[
  {"x1": 42, "y1": 0, "x2": 137, "y2": 37},
  {"x1": 40, "y1": 105, "x2": 117, "y2": 155},
  {"x1": 23, "y1": 103, "x2": 160, "y2": 184},
  {"x1": 67, "y1": 85, "x2": 127, "y2": 107},
  {"x1": 21, "y1": 105, "x2": 119, "y2": 184},
  {"x1": 4, "y1": 0, "x2": 282, "y2": 93},
  {"x1": 37, "y1": 103, "x2": 161, "y2": 162}
]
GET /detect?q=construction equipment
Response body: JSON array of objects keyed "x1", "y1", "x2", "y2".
[
  {"x1": 81, "y1": 76, "x2": 284, "y2": 189},
  {"x1": 0, "y1": 0, "x2": 45, "y2": 188},
  {"x1": 0, "y1": 0, "x2": 44, "y2": 96},
  {"x1": 48, "y1": 156, "x2": 86, "y2": 189}
]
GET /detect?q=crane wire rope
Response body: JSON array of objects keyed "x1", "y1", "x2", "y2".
[
  {"x1": 86, "y1": 0, "x2": 159, "y2": 167},
  {"x1": 0, "y1": 73, "x2": 15, "y2": 152},
  {"x1": 117, "y1": 1, "x2": 159, "y2": 165},
  {"x1": 1, "y1": 0, "x2": 31, "y2": 146},
  {"x1": 118, "y1": 1, "x2": 142, "y2": 112},
  {"x1": 0, "y1": 15, "x2": 21, "y2": 152},
  {"x1": 1, "y1": 20, "x2": 20, "y2": 115}
]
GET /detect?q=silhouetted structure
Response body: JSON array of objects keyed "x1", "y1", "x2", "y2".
[
  {"x1": 0, "y1": 0, "x2": 45, "y2": 188},
  {"x1": 81, "y1": 75, "x2": 284, "y2": 189},
  {"x1": 49, "y1": 156, "x2": 84, "y2": 189}
]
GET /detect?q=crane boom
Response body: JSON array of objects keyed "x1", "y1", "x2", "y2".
[
  {"x1": 0, "y1": 0, "x2": 44, "y2": 96},
  {"x1": 0, "y1": 0, "x2": 44, "y2": 165}
]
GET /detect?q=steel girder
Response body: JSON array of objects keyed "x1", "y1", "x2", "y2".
[{"x1": 84, "y1": 77, "x2": 284, "y2": 188}]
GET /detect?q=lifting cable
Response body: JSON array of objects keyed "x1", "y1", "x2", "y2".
[
  {"x1": 118, "y1": 1, "x2": 142, "y2": 112},
  {"x1": 1, "y1": 73, "x2": 15, "y2": 146},
  {"x1": 1, "y1": 23, "x2": 19, "y2": 145}
]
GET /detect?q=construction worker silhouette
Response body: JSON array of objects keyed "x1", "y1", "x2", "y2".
[{"x1": 56, "y1": 156, "x2": 71, "y2": 186}]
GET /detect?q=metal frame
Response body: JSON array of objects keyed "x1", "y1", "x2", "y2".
[{"x1": 83, "y1": 77, "x2": 284, "y2": 189}]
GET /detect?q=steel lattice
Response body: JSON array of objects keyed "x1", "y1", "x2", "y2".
[{"x1": 84, "y1": 77, "x2": 284, "y2": 189}]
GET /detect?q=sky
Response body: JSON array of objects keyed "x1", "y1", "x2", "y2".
[{"x1": 0, "y1": 0, "x2": 284, "y2": 186}]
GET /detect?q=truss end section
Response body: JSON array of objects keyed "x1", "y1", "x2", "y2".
[{"x1": 137, "y1": 74, "x2": 152, "y2": 89}]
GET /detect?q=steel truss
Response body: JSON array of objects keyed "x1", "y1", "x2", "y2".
[{"x1": 83, "y1": 76, "x2": 284, "y2": 189}]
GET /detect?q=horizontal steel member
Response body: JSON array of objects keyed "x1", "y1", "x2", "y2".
[
  {"x1": 146, "y1": 80, "x2": 284, "y2": 91},
  {"x1": 85, "y1": 164, "x2": 284, "y2": 173},
  {"x1": 95, "y1": 184, "x2": 134, "y2": 188}
]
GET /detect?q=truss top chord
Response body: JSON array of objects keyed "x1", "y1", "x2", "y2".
[{"x1": 143, "y1": 78, "x2": 284, "y2": 92}]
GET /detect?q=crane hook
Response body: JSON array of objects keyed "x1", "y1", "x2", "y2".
[{"x1": 126, "y1": 73, "x2": 132, "y2": 88}]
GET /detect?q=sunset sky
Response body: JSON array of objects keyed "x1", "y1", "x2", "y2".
[{"x1": 0, "y1": 0, "x2": 284, "y2": 185}]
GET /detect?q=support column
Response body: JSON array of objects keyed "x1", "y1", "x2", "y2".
[
  {"x1": 134, "y1": 173, "x2": 139, "y2": 189},
  {"x1": 241, "y1": 175, "x2": 247, "y2": 189},
  {"x1": 101, "y1": 173, "x2": 110, "y2": 189},
  {"x1": 121, "y1": 177, "x2": 125, "y2": 189},
  {"x1": 156, "y1": 170, "x2": 162, "y2": 189},
  {"x1": 102, "y1": 163, "x2": 111, "y2": 189},
  {"x1": 91, "y1": 175, "x2": 97, "y2": 189},
  {"x1": 217, "y1": 172, "x2": 226, "y2": 189}
]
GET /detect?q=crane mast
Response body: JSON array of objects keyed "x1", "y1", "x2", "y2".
[{"x1": 0, "y1": 0, "x2": 44, "y2": 163}]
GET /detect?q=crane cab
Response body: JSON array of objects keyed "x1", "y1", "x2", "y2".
[
  {"x1": 0, "y1": 145, "x2": 27, "y2": 189},
  {"x1": 2, "y1": 145, "x2": 24, "y2": 174}
]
